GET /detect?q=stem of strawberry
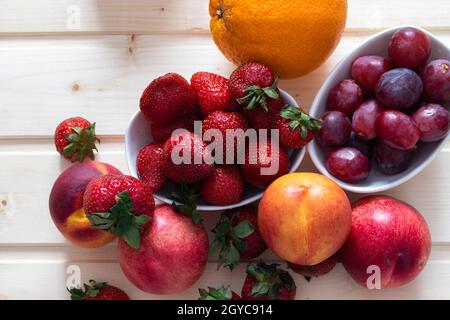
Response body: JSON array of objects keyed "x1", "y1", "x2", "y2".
[
  {"x1": 171, "y1": 184, "x2": 203, "y2": 224},
  {"x1": 87, "y1": 191, "x2": 150, "y2": 249}
]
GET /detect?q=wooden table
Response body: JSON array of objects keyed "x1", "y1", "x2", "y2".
[{"x1": 0, "y1": 0, "x2": 449, "y2": 300}]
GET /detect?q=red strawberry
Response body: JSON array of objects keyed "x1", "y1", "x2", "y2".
[
  {"x1": 163, "y1": 131, "x2": 214, "y2": 184},
  {"x1": 83, "y1": 175, "x2": 154, "y2": 249},
  {"x1": 68, "y1": 280, "x2": 129, "y2": 300},
  {"x1": 211, "y1": 206, "x2": 267, "y2": 270},
  {"x1": 288, "y1": 255, "x2": 338, "y2": 281},
  {"x1": 191, "y1": 72, "x2": 238, "y2": 117},
  {"x1": 230, "y1": 63, "x2": 279, "y2": 111},
  {"x1": 136, "y1": 143, "x2": 166, "y2": 192},
  {"x1": 54, "y1": 117, "x2": 100, "y2": 162},
  {"x1": 150, "y1": 113, "x2": 200, "y2": 143},
  {"x1": 241, "y1": 139, "x2": 290, "y2": 189},
  {"x1": 274, "y1": 106, "x2": 321, "y2": 149},
  {"x1": 198, "y1": 287, "x2": 241, "y2": 300},
  {"x1": 140, "y1": 73, "x2": 196, "y2": 125},
  {"x1": 202, "y1": 111, "x2": 249, "y2": 161},
  {"x1": 200, "y1": 165, "x2": 244, "y2": 206},
  {"x1": 241, "y1": 261, "x2": 296, "y2": 300},
  {"x1": 243, "y1": 96, "x2": 284, "y2": 130}
]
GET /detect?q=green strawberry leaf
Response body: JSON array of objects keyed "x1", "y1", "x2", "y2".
[
  {"x1": 198, "y1": 287, "x2": 233, "y2": 300},
  {"x1": 280, "y1": 105, "x2": 321, "y2": 138},
  {"x1": 171, "y1": 184, "x2": 203, "y2": 224},
  {"x1": 62, "y1": 122, "x2": 100, "y2": 162},
  {"x1": 233, "y1": 220, "x2": 254, "y2": 239},
  {"x1": 88, "y1": 191, "x2": 149, "y2": 249}
]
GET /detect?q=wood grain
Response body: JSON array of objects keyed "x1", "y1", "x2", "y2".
[{"x1": 0, "y1": 0, "x2": 449, "y2": 35}]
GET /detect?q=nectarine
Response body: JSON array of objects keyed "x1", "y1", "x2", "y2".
[
  {"x1": 49, "y1": 162, "x2": 122, "y2": 248},
  {"x1": 258, "y1": 173, "x2": 352, "y2": 265}
]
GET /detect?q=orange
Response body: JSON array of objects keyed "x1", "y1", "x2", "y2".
[{"x1": 209, "y1": 0, "x2": 347, "y2": 79}]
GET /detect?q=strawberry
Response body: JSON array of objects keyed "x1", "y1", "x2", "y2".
[
  {"x1": 274, "y1": 106, "x2": 321, "y2": 149},
  {"x1": 210, "y1": 206, "x2": 267, "y2": 270},
  {"x1": 163, "y1": 132, "x2": 214, "y2": 184},
  {"x1": 140, "y1": 73, "x2": 196, "y2": 125},
  {"x1": 54, "y1": 117, "x2": 100, "y2": 162},
  {"x1": 150, "y1": 113, "x2": 200, "y2": 143},
  {"x1": 288, "y1": 255, "x2": 338, "y2": 282},
  {"x1": 68, "y1": 280, "x2": 129, "y2": 300},
  {"x1": 198, "y1": 287, "x2": 241, "y2": 300},
  {"x1": 242, "y1": 96, "x2": 284, "y2": 130},
  {"x1": 191, "y1": 72, "x2": 238, "y2": 117},
  {"x1": 136, "y1": 143, "x2": 166, "y2": 192},
  {"x1": 241, "y1": 261, "x2": 296, "y2": 300},
  {"x1": 200, "y1": 165, "x2": 244, "y2": 206},
  {"x1": 230, "y1": 63, "x2": 278, "y2": 111},
  {"x1": 241, "y1": 139, "x2": 290, "y2": 189},
  {"x1": 83, "y1": 175, "x2": 154, "y2": 249},
  {"x1": 202, "y1": 111, "x2": 249, "y2": 161}
]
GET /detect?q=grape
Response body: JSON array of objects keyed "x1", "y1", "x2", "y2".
[
  {"x1": 316, "y1": 111, "x2": 352, "y2": 147},
  {"x1": 347, "y1": 132, "x2": 374, "y2": 158},
  {"x1": 412, "y1": 103, "x2": 449, "y2": 142},
  {"x1": 375, "y1": 68, "x2": 423, "y2": 110},
  {"x1": 374, "y1": 140, "x2": 413, "y2": 175},
  {"x1": 327, "y1": 79, "x2": 364, "y2": 116},
  {"x1": 351, "y1": 55, "x2": 391, "y2": 93},
  {"x1": 375, "y1": 111, "x2": 420, "y2": 150},
  {"x1": 388, "y1": 27, "x2": 431, "y2": 70},
  {"x1": 352, "y1": 99, "x2": 384, "y2": 140},
  {"x1": 421, "y1": 59, "x2": 450, "y2": 104},
  {"x1": 326, "y1": 147, "x2": 371, "y2": 183}
]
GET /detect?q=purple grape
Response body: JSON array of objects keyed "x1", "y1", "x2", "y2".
[
  {"x1": 316, "y1": 111, "x2": 352, "y2": 147},
  {"x1": 375, "y1": 68, "x2": 423, "y2": 110},
  {"x1": 347, "y1": 132, "x2": 374, "y2": 158},
  {"x1": 421, "y1": 59, "x2": 450, "y2": 104},
  {"x1": 326, "y1": 147, "x2": 371, "y2": 183},
  {"x1": 352, "y1": 99, "x2": 384, "y2": 140},
  {"x1": 374, "y1": 140, "x2": 413, "y2": 175},
  {"x1": 375, "y1": 111, "x2": 420, "y2": 150},
  {"x1": 327, "y1": 80, "x2": 364, "y2": 116},
  {"x1": 412, "y1": 103, "x2": 449, "y2": 142}
]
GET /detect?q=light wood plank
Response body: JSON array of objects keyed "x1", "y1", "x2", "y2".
[
  {"x1": 0, "y1": 32, "x2": 449, "y2": 137},
  {"x1": 1, "y1": 247, "x2": 450, "y2": 300},
  {"x1": 0, "y1": 0, "x2": 449, "y2": 35},
  {"x1": 0, "y1": 139, "x2": 449, "y2": 244}
]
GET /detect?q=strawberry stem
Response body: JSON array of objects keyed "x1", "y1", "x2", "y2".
[
  {"x1": 68, "y1": 280, "x2": 107, "y2": 300},
  {"x1": 237, "y1": 79, "x2": 280, "y2": 112},
  {"x1": 63, "y1": 122, "x2": 100, "y2": 162},
  {"x1": 87, "y1": 191, "x2": 149, "y2": 249},
  {"x1": 171, "y1": 184, "x2": 203, "y2": 224},
  {"x1": 279, "y1": 105, "x2": 321, "y2": 139},
  {"x1": 198, "y1": 286, "x2": 233, "y2": 300}
]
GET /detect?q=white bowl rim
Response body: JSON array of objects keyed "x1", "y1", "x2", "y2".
[
  {"x1": 307, "y1": 25, "x2": 450, "y2": 194},
  {"x1": 125, "y1": 89, "x2": 306, "y2": 211}
]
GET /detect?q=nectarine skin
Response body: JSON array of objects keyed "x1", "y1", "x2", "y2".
[
  {"x1": 117, "y1": 205, "x2": 209, "y2": 295},
  {"x1": 341, "y1": 196, "x2": 431, "y2": 289},
  {"x1": 258, "y1": 173, "x2": 352, "y2": 266},
  {"x1": 49, "y1": 162, "x2": 122, "y2": 248}
]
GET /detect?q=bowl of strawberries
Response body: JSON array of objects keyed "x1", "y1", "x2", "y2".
[{"x1": 125, "y1": 63, "x2": 318, "y2": 211}]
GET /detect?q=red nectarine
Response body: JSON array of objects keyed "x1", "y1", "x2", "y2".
[
  {"x1": 49, "y1": 162, "x2": 122, "y2": 248},
  {"x1": 258, "y1": 173, "x2": 352, "y2": 266}
]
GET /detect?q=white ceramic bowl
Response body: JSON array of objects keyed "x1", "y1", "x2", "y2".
[
  {"x1": 125, "y1": 89, "x2": 306, "y2": 211},
  {"x1": 308, "y1": 26, "x2": 450, "y2": 194}
]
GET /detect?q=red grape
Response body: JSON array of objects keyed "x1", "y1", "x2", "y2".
[
  {"x1": 374, "y1": 140, "x2": 413, "y2": 175},
  {"x1": 421, "y1": 59, "x2": 450, "y2": 104},
  {"x1": 327, "y1": 79, "x2": 364, "y2": 116},
  {"x1": 375, "y1": 68, "x2": 423, "y2": 110},
  {"x1": 351, "y1": 55, "x2": 391, "y2": 93},
  {"x1": 388, "y1": 27, "x2": 431, "y2": 70},
  {"x1": 316, "y1": 111, "x2": 352, "y2": 147},
  {"x1": 326, "y1": 147, "x2": 371, "y2": 182},
  {"x1": 375, "y1": 110, "x2": 420, "y2": 150},
  {"x1": 412, "y1": 103, "x2": 449, "y2": 142},
  {"x1": 352, "y1": 99, "x2": 384, "y2": 140}
]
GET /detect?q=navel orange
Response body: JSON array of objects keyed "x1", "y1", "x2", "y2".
[{"x1": 209, "y1": 0, "x2": 348, "y2": 79}]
